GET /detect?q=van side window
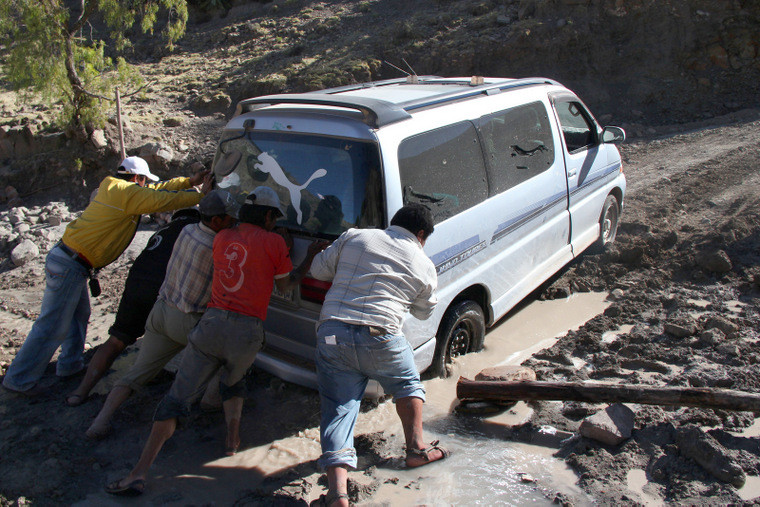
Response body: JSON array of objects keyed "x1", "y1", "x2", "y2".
[
  {"x1": 478, "y1": 102, "x2": 555, "y2": 194},
  {"x1": 398, "y1": 121, "x2": 488, "y2": 224},
  {"x1": 556, "y1": 101, "x2": 596, "y2": 152}
]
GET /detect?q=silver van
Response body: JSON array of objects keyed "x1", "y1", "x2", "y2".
[{"x1": 211, "y1": 76, "x2": 626, "y2": 385}]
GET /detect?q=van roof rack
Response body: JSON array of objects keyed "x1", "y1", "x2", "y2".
[{"x1": 235, "y1": 77, "x2": 560, "y2": 128}]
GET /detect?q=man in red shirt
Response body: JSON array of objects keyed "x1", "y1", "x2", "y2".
[{"x1": 106, "y1": 187, "x2": 326, "y2": 496}]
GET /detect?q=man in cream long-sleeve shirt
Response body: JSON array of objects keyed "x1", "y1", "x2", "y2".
[
  {"x1": 3, "y1": 157, "x2": 210, "y2": 395},
  {"x1": 309, "y1": 203, "x2": 449, "y2": 507}
]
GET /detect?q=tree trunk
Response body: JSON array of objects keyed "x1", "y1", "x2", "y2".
[{"x1": 456, "y1": 378, "x2": 760, "y2": 412}]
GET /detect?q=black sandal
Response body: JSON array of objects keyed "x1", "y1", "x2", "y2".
[
  {"x1": 310, "y1": 491, "x2": 350, "y2": 506},
  {"x1": 405, "y1": 439, "x2": 450, "y2": 468}
]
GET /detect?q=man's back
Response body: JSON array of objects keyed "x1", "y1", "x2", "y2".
[
  {"x1": 62, "y1": 175, "x2": 200, "y2": 268},
  {"x1": 130, "y1": 210, "x2": 201, "y2": 284},
  {"x1": 311, "y1": 225, "x2": 437, "y2": 334},
  {"x1": 209, "y1": 223, "x2": 292, "y2": 320},
  {"x1": 159, "y1": 222, "x2": 216, "y2": 314}
]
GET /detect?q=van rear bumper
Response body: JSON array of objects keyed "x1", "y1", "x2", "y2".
[{"x1": 254, "y1": 334, "x2": 438, "y2": 397}]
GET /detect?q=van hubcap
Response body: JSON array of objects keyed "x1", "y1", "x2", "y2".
[{"x1": 449, "y1": 325, "x2": 471, "y2": 358}]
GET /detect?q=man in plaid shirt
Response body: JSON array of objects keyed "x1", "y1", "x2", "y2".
[{"x1": 309, "y1": 203, "x2": 450, "y2": 507}]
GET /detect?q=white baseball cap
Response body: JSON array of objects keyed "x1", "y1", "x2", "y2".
[
  {"x1": 245, "y1": 186, "x2": 287, "y2": 216},
  {"x1": 117, "y1": 156, "x2": 159, "y2": 182}
]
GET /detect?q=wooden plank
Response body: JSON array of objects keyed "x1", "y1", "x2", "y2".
[{"x1": 456, "y1": 377, "x2": 760, "y2": 412}]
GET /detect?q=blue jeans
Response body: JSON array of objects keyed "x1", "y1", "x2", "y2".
[
  {"x1": 315, "y1": 320, "x2": 425, "y2": 470},
  {"x1": 2, "y1": 246, "x2": 90, "y2": 392}
]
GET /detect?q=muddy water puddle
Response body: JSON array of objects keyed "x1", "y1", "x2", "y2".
[
  {"x1": 227, "y1": 292, "x2": 611, "y2": 505},
  {"x1": 368, "y1": 291, "x2": 610, "y2": 506}
]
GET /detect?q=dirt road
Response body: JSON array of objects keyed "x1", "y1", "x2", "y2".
[{"x1": 1, "y1": 110, "x2": 759, "y2": 505}]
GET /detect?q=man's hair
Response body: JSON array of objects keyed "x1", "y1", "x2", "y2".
[
  {"x1": 115, "y1": 173, "x2": 136, "y2": 182},
  {"x1": 239, "y1": 203, "x2": 274, "y2": 227},
  {"x1": 390, "y1": 203, "x2": 434, "y2": 240}
]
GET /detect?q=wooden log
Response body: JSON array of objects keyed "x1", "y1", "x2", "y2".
[{"x1": 456, "y1": 377, "x2": 760, "y2": 412}]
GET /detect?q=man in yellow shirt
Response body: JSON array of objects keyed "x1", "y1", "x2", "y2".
[{"x1": 2, "y1": 157, "x2": 211, "y2": 395}]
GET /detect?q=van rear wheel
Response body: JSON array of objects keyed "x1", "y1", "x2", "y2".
[
  {"x1": 593, "y1": 194, "x2": 620, "y2": 251},
  {"x1": 427, "y1": 300, "x2": 485, "y2": 378}
]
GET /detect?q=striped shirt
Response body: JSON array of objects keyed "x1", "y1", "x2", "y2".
[
  {"x1": 158, "y1": 222, "x2": 216, "y2": 314},
  {"x1": 311, "y1": 225, "x2": 438, "y2": 335}
]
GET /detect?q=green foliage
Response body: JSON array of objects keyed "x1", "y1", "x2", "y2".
[{"x1": 0, "y1": 0, "x2": 188, "y2": 130}]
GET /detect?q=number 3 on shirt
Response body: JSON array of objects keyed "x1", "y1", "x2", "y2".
[{"x1": 220, "y1": 242, "x2": 248, "y2": 292}]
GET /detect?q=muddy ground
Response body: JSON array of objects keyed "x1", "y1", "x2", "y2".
[{"x1": 1, "y1": 107, "x2": 759, "y2": 505}]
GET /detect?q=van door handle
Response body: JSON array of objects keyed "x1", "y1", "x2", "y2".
[{"x1": 567, "y1": 169, "x2": 577, "y2": 178}]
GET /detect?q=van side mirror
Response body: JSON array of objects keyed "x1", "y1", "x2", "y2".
[{"x1": 601, "y1": 126, "x2": 626, "y2": 144}]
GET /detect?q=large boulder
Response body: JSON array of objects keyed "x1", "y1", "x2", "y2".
[
  {"x1": 475, "y1": 365, "x2": 537, "y2": 382},
  {"x1": 11, "y1": 239, "x2": 39, "y2": 266},
  {"x1": 579, "y1": 403, "x2": 635, "y2": 446}
]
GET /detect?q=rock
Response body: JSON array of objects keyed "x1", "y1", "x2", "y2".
[
  {"x1": 579, "y1": 403, "x2": 635, "y2": 446},
  {"x1": 475, "y1": 365, "x2": 537, "y2": 382},
  {"x1": 91, "y1": 129, "x2": 107, "y2": 148},
  {"x1": 518, "y1": 473, "x2": 536, "y2": 483},
  {"x1": 46, "y1": 215, "x2": 62, "y2": 226},
  {"x1": 705, "y1": 316, "x2": 739, "y2": 338},
  {"x1": 608, "y1": 288, "x2": 625, "y2": 300},
  {"x1": 163, "y1": 117, "x2": 183, "y2": 127},
  {"x1": 8, "y1": 212, "x2": 24, "y2": 225},
  {"x1": 190, "y1": 92, "x2": 232, "y2": 115},
  {"x1": 140, "y1": 142, "x2": 175, "y2": 164},
  {"x1": 697, "y1": 250, "x2": 732, "y2": 273},
  {"x1": 5, "y1": 185, "x2": 18, "y2": 202},
  {"x1": 715, "y1": 342, "x2": 739, "y2": 357},
  {"x1": 11, "y1": 239, "x2": 39, "y2": 266},
  {"x1": 699, "y1": 328, "x2": 725, "y2": 346},
  {"x1": 571, "y1": 278, "x2": 592, "y2": 292},
  {"x1": 664, "y1": 318, "x2": 698, "y2": 338},
  {"x1": 15, "y1": 223, "x2": 30, "y2": 234},
  {"x1": 676, "y1": 425, "x2": 745, "y2": 487}
]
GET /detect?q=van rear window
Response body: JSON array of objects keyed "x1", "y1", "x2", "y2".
[
  {"x1": 211, "y1": 131, "x2": 384, "y2": 236},
  {"x1": 398, "y1": 121, "x2": 489, "y2": 224}
]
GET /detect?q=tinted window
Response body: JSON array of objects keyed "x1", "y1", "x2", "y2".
[
  {"x1": 398, "y1": 121, "x2": 488, "y2": 224},
  {"x1": 478, "y1": 102, "x2": 555, "y2": 194},
  {"x1": 556, "y1": 101, "x2": 595, "y2": 152},
  {"x1": 212, "y1": 131, "x2": 383, "y2": 237}
]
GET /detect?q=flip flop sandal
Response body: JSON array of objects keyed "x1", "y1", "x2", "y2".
[
  {"x1": 309, "y1": 492, "x2": 349, "y2": 506},
  {"x1": 105, "y1": 478, "x2": 145, "y2": 496},
  {"x1": 405, "y1": 439, "x2": 450, "y2": 468}
]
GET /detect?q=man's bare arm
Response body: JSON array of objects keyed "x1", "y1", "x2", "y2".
[{"x1": 275, "y1": 240, "x2": 329, "y2": 292}]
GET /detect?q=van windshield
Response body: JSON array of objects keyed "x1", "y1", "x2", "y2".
[{"x1": 211, "y1": 130, "x2": 384, "y2": 237}]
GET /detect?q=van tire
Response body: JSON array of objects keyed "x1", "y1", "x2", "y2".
[
  {"x1": 428, "y1": 300, "x2": 486, "y2": 378},
  {"x1": 593, "y1": 194, "x2": 620, "y2": 252}
]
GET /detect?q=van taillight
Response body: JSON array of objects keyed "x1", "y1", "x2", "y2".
[{"x1": 301, "y1": 277, "x2": 331, "y2": 303}]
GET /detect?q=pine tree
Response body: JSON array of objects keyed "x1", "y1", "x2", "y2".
[{"x1": 0, "y1": 0, "x2": 188, "y2": 132}]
